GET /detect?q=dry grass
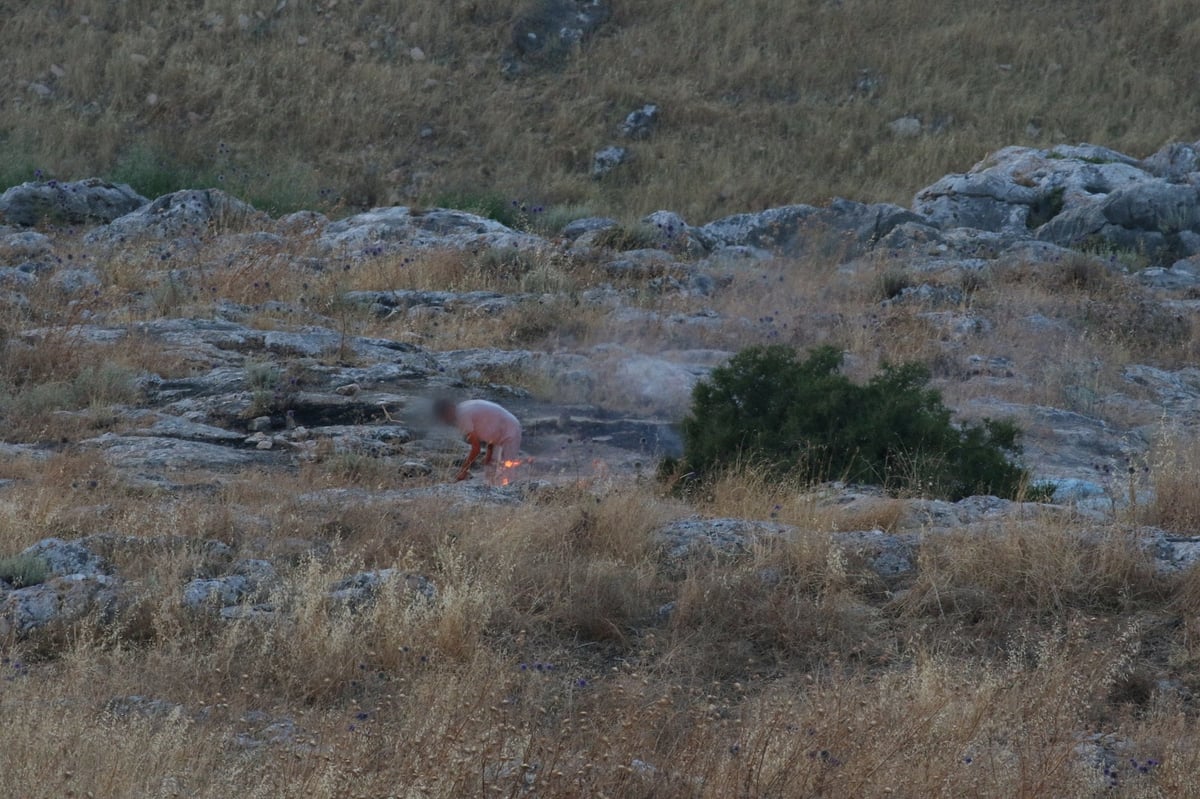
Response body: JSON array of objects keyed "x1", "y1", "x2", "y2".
[
  {"x1": 6, "y1": 1, "x2": 1200, "y2": 220},
  {"x1": 1143, "y1": 430, "x2": 1200, "y2": 533},
  {"x1": 6, "y1": 453, "x2": 1200, "y2": 796}
]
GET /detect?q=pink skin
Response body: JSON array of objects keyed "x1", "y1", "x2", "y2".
[{"x1": 438, "y1": 401, "x2": 520, "y2": 483}]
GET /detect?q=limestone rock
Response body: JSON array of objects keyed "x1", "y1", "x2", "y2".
[
  {"x1": 592, "y1": 146, "x2": 629, "y2": 179},
  {"x1": 86, "y1": 189, "x2": 261, "y2": 244},
  {"x1": 503, "y1": 0, "x2": 611, "y2": 74},
  {"x1": 320, "y1": 207, "x2": 543, "y2": 256},
  {"x1": 0, "y1": 179, "x2": 147, "y2": 226},
  {"x1": 620, "y1": 104, "x2": 660, "y2": 139}
]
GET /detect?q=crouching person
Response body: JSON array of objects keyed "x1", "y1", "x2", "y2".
[{"x1": 433, "y1": 398, "x2": 523, "y2": 484}]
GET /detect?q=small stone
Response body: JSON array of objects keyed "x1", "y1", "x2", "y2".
[
  {"x1": 248, "y1": 416, "x2": 272, "y2": 433},
  {"x1": 409, "y1": 46, "x2": 426, "y2": 61},
  {"x1": 619, "y1": 104, "x2": 659, "y2": 139},
  {"x1": 49, "y1": 64, "x2": 66, "y2": 78},
  {"x1": 887, "y1": 116, "x2": 922, "y2": 138},
  {"x1": 591, "y1": 146, "x2": 629, "y2": 179},
  {"x1": 27, "y1": 83, "x2": 52, "y2": 98}
]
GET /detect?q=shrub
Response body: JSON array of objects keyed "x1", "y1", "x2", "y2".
[
  {"x1": 110, "y1": 143, "x2": 322, "y2": 213},
  {"x1": 433, "y1": 191, "x2": 521, "y2": 228},
  {"x1": 672, "y1": 345, "x2": 1031, "y2": 500},
  {"x1": 0, "y1": 555, "x2": 50, "y2": 587},
  {"x1": 590, "y1": 224, "x2": 662, "y2": 252}
]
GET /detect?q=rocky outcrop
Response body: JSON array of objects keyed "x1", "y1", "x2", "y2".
[
  {"x1": 182, "y1": 559, "x2": 278, "y2": 610},
  {"x1": 619, "y1": 104, "x2": 659, "y2": 139},
  {"x1": 913, "y1": 143, "x2": 1200, "y2": 262},
  {"x1": 700, "y1": 199, "x2": 923, "y2": 257},
  {"x1": 591, "y1": 146, "x2": 629, "y2": 179},
  {"x1": 0, "y1": 179, "x2": 147, "y2": 226},
  {"x1": 328, "y1": 569, "x2": 437, "y2": 609},
  {"x1": 85, "y1": 189, "x2": 260, "y2": 244},
  {"x1": 319, "y1": 207, "x2": 543, "y2": 256},
  {"x1": 0, "y1": 538, "x2": 120, "y2": 638},
  {"x1": 20, "y1": 538, "x2": 109, "y2": 578},
  {"x1": 502, "y1": 0, "x2": 611, "y2": 75}
]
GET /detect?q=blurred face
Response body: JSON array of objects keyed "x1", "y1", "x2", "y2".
[{"x1": 434, "y1": 402, "x2": 456, "y2": 426}]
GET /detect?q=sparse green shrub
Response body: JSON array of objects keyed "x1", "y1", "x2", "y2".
[
  {"x1": 876, "y1": 267, "x2": 913, "y2": 300},
  {"x1": 109, "y1": 145, "x2": 199, "y2": 201},
  {"x1": 472, "y1": 246, "x2": 539, "y2": 282},
  {"x1": 591, "y1": 224, "x2": 661, "y2": 252},
  {"x1": 110, "y1": 143, "x2": 322, "y2": 213},
  {"x1": 1027, "y1": 186, "x2": 1065, "y2": 228},
  {"x1": 0, "y1": 554, "x2": 50, "y2": 587},
  {"x1": 0, "y1": 136, "x2": 42, "y2": 192},
  {"x1": 244, "y1": 361, "x2": 292, "y2": 418},
  {"x1": 0, "y1": 363, "x2": 137, "y2": 419},
  {"x1": 536, "y1": 204, "x2": 593, "y2": 236},
  {"x1": 434, "y1": 191, "x2": 521, "y2": 228},
  {"x1": 671, "y1": 345, "x2": 1031, "y2": 500}
]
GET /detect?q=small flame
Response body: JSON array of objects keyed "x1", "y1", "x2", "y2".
[{"x1": 495, "y1": 457, "x2": 528, "y2": 487}]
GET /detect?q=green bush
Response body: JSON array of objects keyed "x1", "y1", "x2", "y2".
[
  {"x1": 0, "y1": 555, "x2": 50, "y2": 588},
  {"x1": 110, "y1": 143, "x2": 322, "y2": 213},
  {"x1": 433, "y1": 191, "x2": 521, "y2": 228},
  {"x1": 673, "y1": 345, "x2": 1032, "y2": 500}
]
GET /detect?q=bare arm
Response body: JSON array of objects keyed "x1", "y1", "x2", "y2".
[{"x1": 456, "y1": 433, "x2": 482, "y2": 482}]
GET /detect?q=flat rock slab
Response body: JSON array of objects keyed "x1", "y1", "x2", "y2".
[
  {"x1": 294, "y1": 483, "x2": 525, "y2": 512},
  {"x1": 85, "y1": 434, "x2": 270, "y2": 471}
]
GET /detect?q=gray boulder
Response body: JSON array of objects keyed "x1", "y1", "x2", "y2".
[
  {"x1": 106, "y1": 695, "x2": 186, "y2": 719},
  {"x1": 700, "y1": 199, "x2": 922, "y2": 257},
  {"x1": 85, "y1": 189, "x2": 260, "y2": 244},
  {"x1": 0, "y1": 179, "x2": 147, "y2": 226},
  {"x1": 131, "y1": 416, "x2": 246, "y2": 444},
  {"x1": 1145, "y1": 528, "x2": 1200, "y2": 573},
  {"x1": 0, "y1": 574, "x2": 121, "y2": 637},
  {"x1": 656, "y1": 517, "x2": 794, "y2": 560},
  {"x1": 1, "y1": 231, "x2": 52, "y2": 259},
  {"x1": 1101, "y1": 181, "x2": 1200, "y2": 234},
  {"x1": 344, "y1": 289, "x2": 515, "y2": 318},
  {"x1": 319, "y1": 206, "x2": 543, "y2": 255},
  {"x1": 620, "y1": 104, "x2": 660, "y2": 139},
  {"x1": 0, "y1": 266, "x2": 37, "y2": 288},
  {"x1": 20, "y1": 538, "x2": 109, "y2": 578},
  {"x1": 592, "y1": 146, "x2": 629, "y2": 179},
  {"x1": 329, "y1": 569, "x2": 437, "y2": 609},
  {"x1": 887, "y1": 116, "x2": 923, "y2": 138},
  {"x1": 182, "y1": 559, "x2": 277, "y2": 609},
  {"x1": 503, "y1": 0, "x2": 611, "y2": 74},
  {"x1": 1141, "y1": 141, "x2": 1200, "y2": 181},
  {"x1": 87, "y1": 434, "x2": 266, "y2": 472},
  {"x1": 560, "y1": 216, "x2": 618, "y2": 240},
  {"x1": 917, "y1": 143, "x2": 1200, "y2": 261},
  {"x1": 51, "y1": 268, "x2": 102, "y2": 294},
  {"x1": 914, "y1": 144, "x2": 1148, "y2": 233}
]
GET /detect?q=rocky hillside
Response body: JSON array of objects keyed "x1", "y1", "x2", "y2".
[
  {"x1": 5, "y1": 0, "x2": 1200, "y2": 218},
  {"x1": 4, "y1": 140, "x2": 1200, "y2": 795}
]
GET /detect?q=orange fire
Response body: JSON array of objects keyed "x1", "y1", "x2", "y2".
[{"x1": 494, "y1": 457, "x2": 530, "y2": 487}]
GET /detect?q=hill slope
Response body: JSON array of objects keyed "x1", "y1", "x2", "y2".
[{"x1": 5, "y1": 0, "x2": 1200, "y2": 217}]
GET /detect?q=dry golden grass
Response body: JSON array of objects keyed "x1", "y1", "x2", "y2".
[
  {"x1": 6, "y1": 452, "x2": 1200, "y2": 796},
  {"x1": 6, "y1": 1, "x2": 1200, "y2": 220},
  {"x1": 1143, "y1": 430, "x2": 1200, "y2": 534}
]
